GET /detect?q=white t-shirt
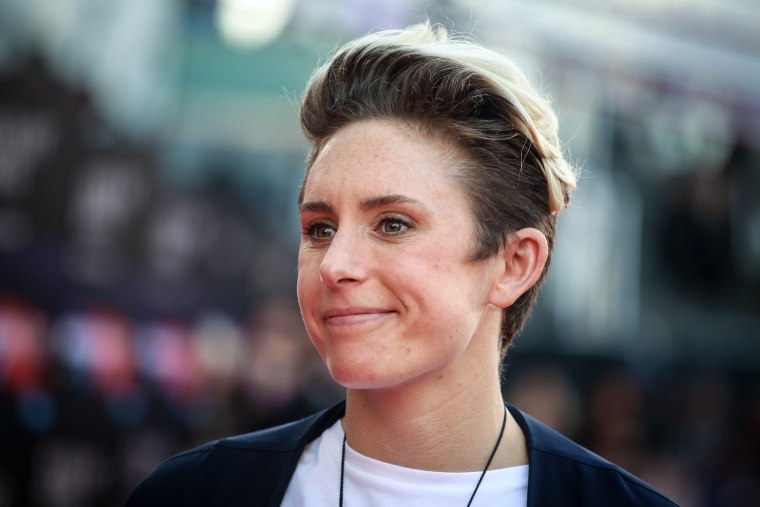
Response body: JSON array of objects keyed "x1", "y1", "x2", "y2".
[{"x1": 281, "y1": 420, "x2": 528, "y2": 507}]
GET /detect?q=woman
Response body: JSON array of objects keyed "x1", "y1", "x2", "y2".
[{"x1": 127, "y1": 23, "x2": 677, "y2": 506}]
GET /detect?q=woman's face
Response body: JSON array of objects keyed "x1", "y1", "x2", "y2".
[{"x1": 297, "y1": 119, "x2": 503, "y2": 390}]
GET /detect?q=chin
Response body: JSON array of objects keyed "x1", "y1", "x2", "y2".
[
  {"x1": 329, "y1": 359, "x2": 444, "y2": 392},
  {"x1": 328, "y1": 361, "x2": 407, "y2": 391},
  {"x1": 329, "y1": 365, "x2": 380, "y2": 390}
]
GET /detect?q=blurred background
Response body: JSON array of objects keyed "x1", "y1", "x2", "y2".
[{"x1": 0, "y1": 0, "x2": 758, "y2": 505}]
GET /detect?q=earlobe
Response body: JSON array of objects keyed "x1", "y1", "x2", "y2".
[{"x1": 489, "y1": 228, "x2": 549, "y2": 309}]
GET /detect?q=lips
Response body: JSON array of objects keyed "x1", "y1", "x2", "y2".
[{"x1": 323, "y1": 308, "x2": 396, "y2": 326}]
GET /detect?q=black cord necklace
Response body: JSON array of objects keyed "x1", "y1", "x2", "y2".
[{"x1": 339, "y1": 406, "x2": 508, "y2": 507}]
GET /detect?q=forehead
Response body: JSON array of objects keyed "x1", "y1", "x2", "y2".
[{"x1": 302, "y1": 120, "x2": 464, "y2": 202}]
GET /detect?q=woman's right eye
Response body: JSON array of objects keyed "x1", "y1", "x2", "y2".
[{"x1": 305, "y1": 222, "x2": 336, "y2": 241}]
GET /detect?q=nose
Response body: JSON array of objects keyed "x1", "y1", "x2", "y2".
[{"x1": 318, "y1": 228, "x2": 367, "y2": 287}]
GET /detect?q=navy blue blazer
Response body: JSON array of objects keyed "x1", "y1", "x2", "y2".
[{"x1": 126, "y1": 402, "x2": 678, "y2": 506}]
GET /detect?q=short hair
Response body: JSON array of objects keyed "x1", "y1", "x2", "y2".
[{"x1": 299, "y1": 23, "x2": 577, "y2": 354}]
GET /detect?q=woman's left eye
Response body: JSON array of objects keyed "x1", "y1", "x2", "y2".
[{"x1": 377, "y1": 216, "x2": 411, "y2": 235}]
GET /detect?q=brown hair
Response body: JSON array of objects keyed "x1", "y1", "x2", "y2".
[{"x1": 299, "y1": 23, "x2": 576, "y2": 354}]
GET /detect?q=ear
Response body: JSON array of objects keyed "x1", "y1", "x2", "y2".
[{"x1": 489, "y1": 228, "x2": 549, "y2": 309}]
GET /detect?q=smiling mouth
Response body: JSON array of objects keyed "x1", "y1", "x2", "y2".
[{"x1": 324, "y1": 310, "x2": 396, "y2": 327}]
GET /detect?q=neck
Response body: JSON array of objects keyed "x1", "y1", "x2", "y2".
[{"x1": 342, "y1": 358, "x2": 525, "y2": 472}]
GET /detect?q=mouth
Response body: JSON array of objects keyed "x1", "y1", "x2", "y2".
[{"x1": 323, "y1": 308, "x2": 396, "y2": 327}]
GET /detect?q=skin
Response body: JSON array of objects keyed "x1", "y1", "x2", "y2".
[{"x1": 297, "y1": 119, "x2": 547, "y2": 472}]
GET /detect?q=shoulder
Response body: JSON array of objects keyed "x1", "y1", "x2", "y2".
[
  {"x1": 125, "y1": 402, "x2": 345, "y2": 507},
  {"x1": 507, "y1": 405, "x2": 679, "y2": 507}
]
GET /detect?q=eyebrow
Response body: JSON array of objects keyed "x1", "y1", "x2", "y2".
[
  {"x1": 299, "y1": 200, "x2": 332, "y2": 214},
  {"x1": 299, "y1": 194, "x2": 430, "y2": 214},
  {"x1": 360, "y1": 194, "x2": 428, "y2": 211}
]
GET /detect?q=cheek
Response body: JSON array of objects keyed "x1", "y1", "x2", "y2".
[
  {"x1": 297, "y1": 247, "x2": 320, "y2": 284},
  {"x1": 296, "y1": 270, "x2": 315, "y2": 311},
  {"x1": 296, "y1": 254, "x2": 319, "y2": 317},
  {"x1": 296, "y1": 271, "x2": 327, "y2": 356},
  {"x1": 410, "y1": 258, "x2": 490, "y2": 331}
]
